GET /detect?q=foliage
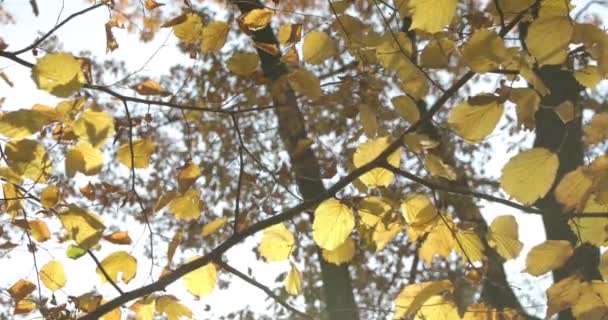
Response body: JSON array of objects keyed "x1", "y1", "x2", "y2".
[{"x1": 0, "y1": 0, "x2": 607, "y2": 319}]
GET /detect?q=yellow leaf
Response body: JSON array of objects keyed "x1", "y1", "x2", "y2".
[
  {"x1": 183, "y1": 258, "x2": 216, "y2": 297},
  {"x1": 201, "y1": 21, "x2": 229, "y2": 53},
  {"x1": 100, "y1": 299, "x2": 122, "y2": 320},
  {"x1": 391, "y1": 95, "x2": 420, "y2": 123},
  {"x1": 455, "y1": 229, "x2": 485, "y2": 263},
  {"x1": 0, "y1": 109, "x2": 54, "y2": 139},
  {"x1": 419, "y1": 221, "x2": 455, "y2": 263},
  {"x1": 568, "y1": 195, "x2": 608, "y2": 246},
  {"x1": 398, "y1": 65, "x2": 429, "y2": 99},
  {"x1": 40, "y1": 260, "x2": 66, "y2": 291},
  {"x1": 65, "y1": 141, "x2": 104, "y2": 177},
  {"x1": 226, "y1": 52, "x2": 259, "y2": 76},
  {"x1": 14, "y1": 298, "x2": 36, "y2": 315},
  {"x1": 546, "y1": 275, "x2": 583, "y2": 319},
  {"x1": 303, "y1": 31, "x2": 337, "y2": 65},
  {"x1": 9, "y1": 279, "x2": 36, "y2": 301},
  {"x1": 131, "y1": 79, "x2": 171, "y2": 97},
  {"x1": 96, "y1": 251, "x2": 137, "y2": 284},
  {"x1": 59, "y1": 204, "x2": 106, "y2": 249},
  {"x1": 415, "y1": 295, "x2": 460, "y2": 320},
  {"x1": 177, "y1": 161, "x2": 201, "y2": 193},
  {"x1": 41, "y1": 185, "x2": 60, "y2": 208},
  {"x1": 313, "y1": 198, "x2": 355, "y2": 250},
  {"x1": 555, "y1": 167, "x2": 593, "y2": 210},
  {"x1": 6, "y1": 139, "x2": 52, "y2": 182},
  {"x1": 420, "y1": 38, "x2": 455, "y2": 69},
  {"x1": 287, "y1": 68, "x2": 323, "y2": 100},
  {"x1": 156, "y1": 295, "x2": 193, "y2": 320},
  {"x1": 447, "y1": 95, "x2": 504, "y2": 142},
  {"x1": 201, "y1": 217, "x2": 227, "y2": 237},
  {"x1": 372, "y1": 222, "x2": 402, "y2": 251},
  {"x1": 357, "y1": 196, "x2": 391, "y2": 228},
  {"x1": 487, "y1": 215, "x2": 523, "y2": 260},
  {"x1": 277, "y1": 23, "x2": 302, "y2": 45},
  {"x1": 285, "y1": 262, "x2": 302, "y2": 295},
  {"x1": 393, "y1": 279, "x2": 453, "y2": 319},
  {"x1": 242, "y1": 9, "x2": 273, "y2": 31},
  {"x1": 103, "y1": 231, "x2": 133, "y2": 245},
  {"x1": 408, "y1": 0, "x2": 456, "y2": 33},
  {"x1": 259, "y1": 223, "x2": 295, "y2": 262},
  {"x1": 322, "y1": 238, "x2": 355, "y2": 265},
  {"x1": 32, "y1": 52, "x2": 85, "y2": 97},
  {"x1": 500, "y1": 148, "x2": 559, "y2": 205},
  {"x1": 353, "y1": 136, "x2": 401, "y2": 187},
  {"x1": 73, "y1": 105, "x2": 115, "y2": 148},
  {"x1": 145, "y1": 0, "x2": 164, "y2": 10},
  {"x1": 508, "y1": 87, "x2": 540, "y2": 129},
  {"x1": 525, "y1": 240, "x2": 573, "y2": 276},
  {"x1": 376, "y1": 32, "x2": 412, "y2": 71},
  {"x1": 172, "y1": 13, "x2": 203, "y2": 43},
  {"x1": 3, "y1": 183, "x2": 22, "y2": 218},
  {"x1": 168, "y1": 189, "x2": 202, "y2": 220},
  {"x1": 424, "y1": 154, "x2": 457, "y2": 180},
  {"x1": 400, "y1": 194, "x2": 438, "y2": 240},
  {"x1": 526, "y1": 16, "x2": 573, "y2": 65},
  {"x1": 116, "y1": 139, "x2": 156, "y2": 169},
  {"x1": 519, "y1": 60, "x2": 550, "y2": 96},
  {"x1": 130, "y1": 296, "x2": 156, "y2": 320},
  {"x1": 461, "y1": 29, "x2": 510, "y2": 73},
  {"x1": 30, "y1": 219, "x2": 51, "y2": 242},
  {"x1": 575, "y1": 66, "x2": 603, "y2": 89}
]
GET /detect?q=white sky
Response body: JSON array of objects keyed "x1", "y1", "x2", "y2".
[{"x1": 0, "y1": 0, "x2": 607, "y2": 319}]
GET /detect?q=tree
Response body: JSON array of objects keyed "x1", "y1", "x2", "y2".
[{"x1": 0, "y1": 0, "x2": 607, "y2": 319}]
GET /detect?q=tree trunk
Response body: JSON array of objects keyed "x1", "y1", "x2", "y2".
[
  {"x1": 533, "y1": 65, "x2": 601, "y2": 320},
  {"x1": 232, "y1": 2, "x2": 359, "y2": 319}
]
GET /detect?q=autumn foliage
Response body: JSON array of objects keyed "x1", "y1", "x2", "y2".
[{"x1": 0, "y1": 0, "x2": 608, "y2": 319}]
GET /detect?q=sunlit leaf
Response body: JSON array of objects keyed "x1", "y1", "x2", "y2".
[
  {"x1": 59, "y1": 204, "x2": 106, "y2": 249},
  {"x1": 555, "y1": 167, "x2": 593, "y2": 210},
  {"x1": 353, "y1": 136, "x2": 401, "y2": 187},
  {"x1": 408, "y1": 0, "x2": 456, "y2": 33},
  {"x1": 526, "y1": 16, "x2": 573, "y2": 65},
  {"x1": 40, "y1": 260, "x2": 66, "y2": 291},
  {"x1": 454, "y1": 229, "x2": 485, "y2": 263},
  {"x1": 242, "y1": 9, "x2": 273, "y2": 31},
  {"x1": 424, "y1": 154, "x2": 457, "y2": 180},
  {"x1": 29, "y1": 219, "x2": 51, "y2": 242},
  {"x1": 32, "y1": 52, "x2": 85, "y2": 97},
  {"x1": 41, "y1": 185, "x2": 60, "y2": 208},
  {"x1": 393, "y1": 279, "x2": 453, "y2": 319},
  {"x1": 183, "y1": 258, "x2": 216, "y2": 298},
  {"x1": 461, "y1": 29, "x2": 510, "y2": 73},
  {"x1": 156, "y1": 295, "x2": 193, "y2": 320},
  {"x1": 259, "y1": 223, "x2": 295, "y2": 262},
  {"x1": 172, "y1": 13, "x2": 203, "y2": 43},
  {"x1": 96, "y1": 251, "x2": 137, "y2": 284},
  {"x1": 168, "y1": 189, "x2": 202, "y2": 220},
  {"x1": 226, "y1": 52, "x2": 260, "y2": 76},
  {"x1": 130, "y1": 296, "x2": 156, "y2": 320},
  {"x1": 201, "y1": 21, "x2": 230, "y2": 53},
  {"x1": 419, "y1": 221, "x2": 455, "y2": 264},
  {"x1": 448, "y1": 95, "x2": 504, "y2": 142},
  {"x1": 546, "y1": 275, "x2": 583, "y2": 319},
  {"x1": 6, "y1": 139, "x2": 52, "y2": 182},
  {"x1": 525, "y1": 240, "x2": 573, "y2": 276},
  {"x1": 322, "y1": 238, "x2": 355, "y2": 265},
  {"x1": 303, "y1": 31, "x2": 337, "y2": 65},
  {"x1": 131, "y1": 79, "x2": 171, "y2": 97},
  {"x1": 500, "y1": 148, "x2": 559, "y2": 205},
  {"x1": 313, "y1": 198, "x2": 355, "y2": 250},
  {"x1": 116, "y1": 139, "x2": 156, "y2": 169},
  {"x1": 0, "y1": 109, "x2": 54, "y2": 139},
  {"x1": 201, "y1": 217, "x2": 227, "y2": 237},
  {"x1": 285, "y1": 262, "x2": 302, "y2": 295},
  {"x1": 400, "y1": 194, "x2": 438, "y2": 240},
  {"x1": 73, "y1": 105, "x2": 115, "y2": 148},
  {"x1": 177, "y1": 161, "x2": 201, "y2": 193},
  {"x1": 9, "y1": 279, "x2": 36, "y2": 301},
  {"x1": 391, "y1": 95, "x2": 419, "y2": 123},
  {"x1": 373, "y1": 222, "x2": 402, "y2": 252},
  {"x1": 65, "y1": 141, "x2": 104, "y2": 177},
  {"x1": 487, "y1": 215, "x2": 523, "y2": 260},
  {"x1": 103, "y1": 231, "x2": 132, "y2": 245}
]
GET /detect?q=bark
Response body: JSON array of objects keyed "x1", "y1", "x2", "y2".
[
  {"x1": 533, "y1": 65, "x2": 601, "y2": 320},
  {"x1": 232, "y1": 1, "x2": 359, "y2": 319}
]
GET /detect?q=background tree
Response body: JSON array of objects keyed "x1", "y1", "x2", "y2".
[{"x1": 0, "y1": 0, "x2": 607, "y2": 319}]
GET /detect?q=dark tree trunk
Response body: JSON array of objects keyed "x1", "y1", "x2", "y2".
[{"x1": 232, "y1": 1, "x2": 359, "y2": 319}]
